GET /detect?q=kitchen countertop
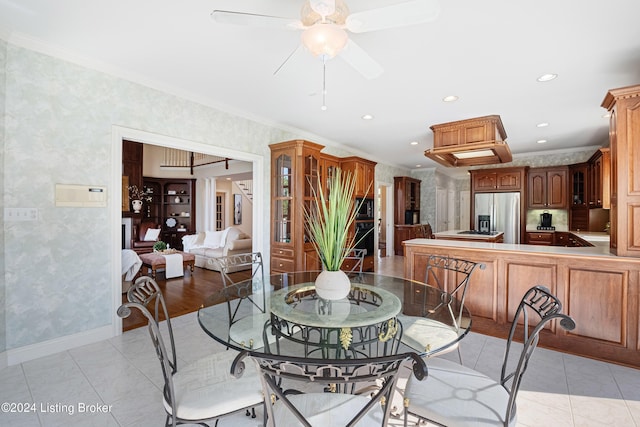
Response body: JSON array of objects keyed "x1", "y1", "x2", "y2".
[
  {"x1": 404, "y1": 236, "x2": 617, "y2": 258},
  {"x1": 434, "y1": 230, "x2": 504, "y2": 240}
]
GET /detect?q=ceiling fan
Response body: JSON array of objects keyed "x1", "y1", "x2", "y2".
[{"x1": 211, "y1": 0, "x2": 441, "y2": 80}]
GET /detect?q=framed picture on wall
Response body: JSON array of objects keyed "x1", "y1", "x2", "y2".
[{"x1": 234, "y1": 193, "x2": 242, "y2": 225}]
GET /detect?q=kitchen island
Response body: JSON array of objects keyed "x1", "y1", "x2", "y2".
[
  {"x1": 402, "y1": 238, "x2": 639, "y2": 368},
  {"x1": 434, "y1": 230, "x2": 504, "y2": 243}
]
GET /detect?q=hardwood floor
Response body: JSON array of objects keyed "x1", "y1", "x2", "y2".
[
  {"x1": 122, "y1": 255, "x2": 405, "y2": 331},
  {"x1": 121, "y1": 266, "x2": 251, "y2": 331}
]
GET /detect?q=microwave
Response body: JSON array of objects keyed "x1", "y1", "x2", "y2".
[{"x1": 355, "y1": 198, "x2": 374, "y2": 220}]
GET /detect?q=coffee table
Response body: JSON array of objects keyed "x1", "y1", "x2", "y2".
[{"x1": 138, "y1": 251, "x2": 195, "y2": 279}]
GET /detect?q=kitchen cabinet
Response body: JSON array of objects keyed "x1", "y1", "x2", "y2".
[
  {"x1": 269, "y1": 140, "x2": 376, "y2": 273},
  {"x1": 470, "y1": 167, "x2": 525, "y2": 192},
  {"x1": 394, "y1": 176, "x2": 422, "y2": 255},
  {"x1": 340, "y1": 157, "x2": 376, "y2": 198},
  {"x1": 527, "y1": 167, "x2": 568, "y2": 209},
  {"x1": 601, "y1": 84, "x2": 640, "y2": 257},
  {"x1": 404, "y1": 240, "x2": 640, "y2": 368},
  {"x1": 569, "y1": 163, "x2": 589, "y2": 231},
  {"x1": 525, "y1": 231, "x2": 554, "y2": 246},
  {"x1": 588, "y1": 148, "x2": 610, "y2": 209},
  {"x1": 394, "y1": 224, "x2": 422, "y2": 255}
]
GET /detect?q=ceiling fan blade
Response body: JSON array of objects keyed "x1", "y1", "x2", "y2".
[
  {"x1": 273, "y1": 45, "x2": 301, "y2": 76},
  {"x1": 339, "y1": 39, "x2": 384, "y2": 80},
  {"x1": 211, "y1": 10, "x2": 303, "y2": 30},
  {"x1": 345, "y1": 0, "x2": 441, "y2": 33}
]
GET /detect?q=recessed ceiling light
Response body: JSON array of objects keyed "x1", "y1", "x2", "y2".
[
  {"x1": 442, "y1": 95, "x2": 459, "y2": 102},
  {"x1": 536, "y1": 122, "x2": 549, "y2": 128},
  {"x1": 415, "y1": 164, "x2": 422, "y2": 168},
  {"x1": 537, "y1": 73, "x2": 558, "y2": 82},
  {"x1": 537, "y1": 139, "x2": 547, "y2": 144},
  {"x1": 410, "y1": 141, "x2": 419, "y2": 146},
  {"x1": 361, "y1": 114, "x2": 374, "y2": 120}
]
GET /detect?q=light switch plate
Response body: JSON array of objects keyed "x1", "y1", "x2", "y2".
[{"x1": 4, "y1": 208, "x2": 38, "y2": 221}]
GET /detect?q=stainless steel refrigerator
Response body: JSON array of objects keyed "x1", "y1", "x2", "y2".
[{"x1": 474, "y1": 192, "x2": 521, "y2": 244}]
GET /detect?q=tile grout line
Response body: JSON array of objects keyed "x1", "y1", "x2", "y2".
[
  {"x1": 67, "y1": 348, "x2": 124, "y2": 427},
  {"x1": 19, "y1": 361, "x2": 43, "y2": 427}
]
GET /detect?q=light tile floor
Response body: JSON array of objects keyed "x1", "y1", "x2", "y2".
[{"x1": 1, "y1": 256, "x2": 638, "y2": 426}]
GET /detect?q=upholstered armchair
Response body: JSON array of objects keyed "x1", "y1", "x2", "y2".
[{"x1": 131, "y1": 221, "x2": 161, "y2": 254}]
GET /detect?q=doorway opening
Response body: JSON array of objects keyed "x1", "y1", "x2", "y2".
[
  {"x1": 112, "y1": 126, "x2": 265, "y2": 334},
  {"x1": 377, "y1": 182, "x2": 393, "y2": 258}
]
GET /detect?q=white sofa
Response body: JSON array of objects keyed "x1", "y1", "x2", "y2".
[{"x1": 181, "y1": 227, "x2": 252, "y2": 272}]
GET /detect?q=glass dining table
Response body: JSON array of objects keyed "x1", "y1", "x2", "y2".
[{"x1": 198, "y1": 271, "x2": 471, "y2": 359}]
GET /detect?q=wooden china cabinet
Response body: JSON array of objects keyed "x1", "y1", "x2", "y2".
[{"x1": 269, "y1": 140, "x2": 376, "y2": 273}]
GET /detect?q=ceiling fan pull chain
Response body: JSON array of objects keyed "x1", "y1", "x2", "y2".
[{"x1": 321, "y1": 55, "x2": 328, "y2": 111}]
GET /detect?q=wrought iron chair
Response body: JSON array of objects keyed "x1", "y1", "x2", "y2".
[
  {"x1": 341, "y1": 248, "x2": 366, "y2": 281},
  {"x1": 398, "y1": 254, "x2": 483, "y2": 363},
  {"x1": 415, "y1": 223, "x2": 434, "y2": 239},
  {"x1": 211, "y1": 252, "x2": 272, "y2": 350},
  {"x1": 403, "y1": 285, "x2": 576, "y2": 427},
  {"x1": 118, "y1": 276, "x2": 264, "y2": 427},
  {"x1": 235, "y1": 348, "x2": 427, "y2": 427}
]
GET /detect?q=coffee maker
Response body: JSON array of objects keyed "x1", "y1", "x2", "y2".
[{"x1": 537, "y1": 211, "x2": 554, "y2": 230}]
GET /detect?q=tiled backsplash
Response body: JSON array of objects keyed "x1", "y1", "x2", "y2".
[{"x1": 526, "y1": 209, "x2": 569, "y2": 231}]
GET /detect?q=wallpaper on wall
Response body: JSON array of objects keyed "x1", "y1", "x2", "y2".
[
  {"x1": 0, "y1": 38, "x2": 7, "y2": 353},
  {"x1": 2, "y1": 44, "x2": 298, "y2": 350}
]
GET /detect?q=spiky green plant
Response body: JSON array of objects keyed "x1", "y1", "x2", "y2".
[{"x1": 304, "y1": 168, "x2": 370, "y2": 271}]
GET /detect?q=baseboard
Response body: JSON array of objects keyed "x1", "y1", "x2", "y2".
[{"x1": 6, "y1": 325, "x2": 114, "y2": 366}]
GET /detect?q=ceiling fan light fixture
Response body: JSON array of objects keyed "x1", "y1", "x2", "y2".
[{"x1": 301, "y1": 23, "x2": 348, "y2": 58}]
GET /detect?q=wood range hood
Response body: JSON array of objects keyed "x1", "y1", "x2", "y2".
[{"x1": 425, "y1": 115, "x2": 512, "y2": 167}]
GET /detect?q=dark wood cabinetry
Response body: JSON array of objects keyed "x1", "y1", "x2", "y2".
[
  {"x1": 525, "y1": 231, "x2": 554, "y2": 245},
  {"x1": 471, "y1": 167, "x2": 524, "y2": 192},
  {"x1": 526, "y1": 231, "x2": 593, "y2": 247},
  {"x1": 122, "y1": 140, "x2": 144, "y2": 214},
  {"x1": 394, "y1": 176, "x2": 421, "y2": 225},
  {"x1": 602, "y1": 84, "x2": 640, "y2": 257},
  {"x1": 568, "y1": 149, "x2": 611, "y2": 231},
  {"x1": 527, "y1": 167, "x2": 568, "y2": 209},
  {"x1": 269, "y1": 140, "x2": 376, "y2": 273},
  {"x1": 143, "y1": 177, "x2": 196, "y2": 250},
  {"x1": 341, "y1": 157, "x2": 376, "y2": 198},
  {"x1": 393, "y1": 176, "x2": 422, "y2": 255},
  {"x1": 588, "y1": 148, "x2": 610, "y2": 209},
  {"x1": 569, "y1": 163, "x2": 589, "y2": 231}
]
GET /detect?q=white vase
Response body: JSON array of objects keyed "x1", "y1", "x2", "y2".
[
  {"x1": 314, "y1": 270, "x2": 351, "y2": 300},
  {"x1": 131, "y1": 199, "x2": 143, "y2": 213}
]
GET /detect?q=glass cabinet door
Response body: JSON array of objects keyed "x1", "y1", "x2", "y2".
[
  {"x1": 274, "y1": 153, "x2": 293, "y2": 244},
  {"x1": 304, "y1": 154, "x2": 319, "y2": 198},
  {"x1": 571, "y1": 168, "x2": 586, "y2": 206}
]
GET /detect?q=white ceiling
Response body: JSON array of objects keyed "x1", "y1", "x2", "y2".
[{"x1": 1, "y1": 0, "x2": 639, "y2": 172}]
